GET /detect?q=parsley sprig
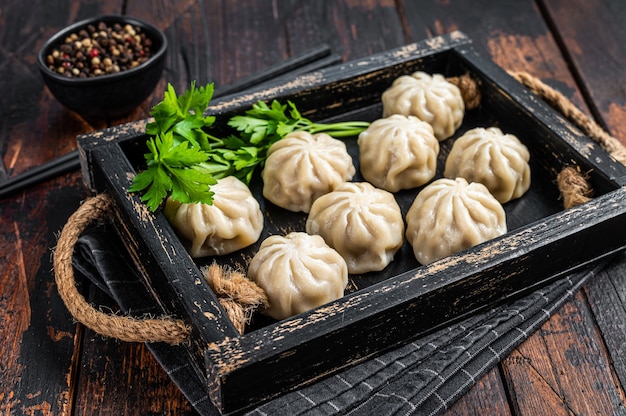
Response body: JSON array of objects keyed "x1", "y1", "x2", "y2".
[
  {"x1": 228, "y1": 100, "x2": 371, "y2": 142},
  {"x1": 129, "y1": 82, "x2": 220, "y2": 211},
  {"x1": 129, "y1": 82, "x2": 370, "y2": 212}
]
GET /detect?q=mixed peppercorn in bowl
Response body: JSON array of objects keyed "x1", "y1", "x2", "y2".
[{"x1": 37, "y1": 15, "x2": 167, "y2": 119}]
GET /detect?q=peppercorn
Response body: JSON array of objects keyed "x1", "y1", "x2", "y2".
[{"x1": 46, "y1": 20, "x2": 154, "y2": 78}]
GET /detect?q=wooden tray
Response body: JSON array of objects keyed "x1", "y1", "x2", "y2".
[{"x1": 77, "y1": 31, "x2": 626, "y2": 414}]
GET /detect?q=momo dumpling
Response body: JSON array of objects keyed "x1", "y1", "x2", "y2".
[
  {"x1": 381, "y1": 71, "x2": 464, "y2": 141},
  {"x1": 406, "y1": 177, "x2": 507, "y2": 265},
  {"x1": 358, "y1": 114, "x2": 439, "y2": 192},
  {"x1": 248, "y1": 232, "x2": 348, "y2": 320},
  {"x1": 164, "y1": 176, "x2": 263, "y2": 257},
  {"x1": 444, "y1": 127, "x2": 531, "y2": 203},
  {"x1": 306, "y1": 182, "x2": 404, "y2": 274},
  {"x1": 262, "y1": 130, "x2": 355, "y2": 213}
]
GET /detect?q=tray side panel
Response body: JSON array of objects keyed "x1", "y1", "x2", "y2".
[
  {"x1": 210, "y1": 187, "x2": 626, "y2": 412},
  {"x1": 88, "y1": 144, "x2": 241, "y2": 396},
  {"x1": 205, "y1": 31, "x2": 471, "y2": 122}
]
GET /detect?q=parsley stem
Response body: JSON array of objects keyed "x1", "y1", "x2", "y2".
[{"x1": 306, "y1": 121, "x2": 371, "y2": 137}]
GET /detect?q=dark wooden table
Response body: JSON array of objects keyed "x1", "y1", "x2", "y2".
[{"x1": 2, "y1": 1, "x2": 626, "y2": 414}]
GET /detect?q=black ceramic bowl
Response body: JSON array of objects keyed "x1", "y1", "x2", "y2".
[{"x1": 37, "y1": 15, "x2": 167, "y2": 119}]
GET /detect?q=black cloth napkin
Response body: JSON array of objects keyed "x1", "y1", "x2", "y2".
[{"x1": 72, "y1": 225, "x2": 598, "y2": 416}]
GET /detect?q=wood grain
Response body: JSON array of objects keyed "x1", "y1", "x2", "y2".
[
  {"x1": 279, "y1": 0, "x2": 406, "y2": 60},
  {"x1": 402, "y1": 0, "x2": 588, "y2": 110},
  {"x1": 531, "y1": 1, "x2": 626, "y2": 413},
  {"x1": 503, "y1": 290, "x2": 625, "y2": 414},
  {"x1": 0, "y1": 179, "x2": 88, "y2": 415},
  {"x1": 582, "y1": 252, "x2": 626, "y2": 396},
  {"x1": 542, "y1": 0, "x2": 626, "y2": 144},
  {"x1": 0, "y1": 1, "x2": 166, "y2": 414},
  {"x1": 72, "y1": 289, "x2": 194, "y2": 415}
]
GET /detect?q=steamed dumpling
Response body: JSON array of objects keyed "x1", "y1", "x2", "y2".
[
  {"x1": 406, "y1": 177, "x2": 507, "y2": 265},
  {"x1": 248, "y1": 232, "x2": 348, "y2": 320},
  {"x1": 358, "y1": 114, "x2": 439, "y2": 192},
  {"x1": 306, "y1": 182, "x2": 404, "y2": 274},
  {"x1": 381, "y1": 71, "x2": 464, "y2": 141},
  {"x1": 262, "y1": 130, "x2": 355, "y2": 213},
  {"x1": 444, "y1": 127, "x2": 531, "y2": 203},
  {"x1": 164, "y1": 176, "x2": 263, "y2": 257}
]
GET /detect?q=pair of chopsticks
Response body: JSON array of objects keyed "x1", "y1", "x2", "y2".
[{"x1": 0, "y1": 44, "x2": 340, "y2": 199}]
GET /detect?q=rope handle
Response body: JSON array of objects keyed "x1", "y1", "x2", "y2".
[
  {"x1": 507, "y1": 71, "x2": 626, "y2": 209},
  {"x1": 53, "y1": 193, "x2": 191, "y2": 345},
  {"x1": 53, "y1": 192, "x2": 267, "y2": 343},
  {"x1": 53, "y1": 71, "x2": 626, "y2": 344},
  {"x1": 508, "y1": 71, "x2": 626, "y2": 166}
]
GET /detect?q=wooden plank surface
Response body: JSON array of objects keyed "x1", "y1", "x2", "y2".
[
  {"x1": 582, "y1": 251, "x2": 626, "y2": 391},
  {"x1": 0, "y1": 1, "x2": 181, "y2": 414},
  {"x1": 1, "y1": 2, "x2": 115, "y2": 414},
  {"x1": 502, "y1": 289, "x2": 625, "y2": 415},
  {"x1": 502, "y1": 1, "x2": 626, "y2": 414},
  {"x1": 0, "y1": 184, "x2": 85, "y2": 414},
  {"x1": 72, "y1": 288, "x2": 194, "y2": 414},
  {"x1": 1, "y1": 0, "x2": 626, "y2": 415},
  {"x1": 542, "y1": 0, "x2": 626, "y2": 138}
]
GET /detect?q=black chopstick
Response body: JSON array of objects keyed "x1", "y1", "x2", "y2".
[
  {"x1": 0, "y1": 44, "x2": 339, "y2": 199},
  {"x1": 0, "y1": 150, "x2": 82, "y2": 199},
  {"x1": 265, "y1": 53, "x2": 343, "y2": 84}
]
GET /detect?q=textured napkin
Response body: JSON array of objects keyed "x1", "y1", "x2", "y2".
[{"x1": 72, "y1": 224, "x2": 597, "y2": 416}]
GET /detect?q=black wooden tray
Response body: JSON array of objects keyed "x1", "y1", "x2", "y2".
[{"x1": 77, "y1": 31, "x2": 626, "y2": 414}]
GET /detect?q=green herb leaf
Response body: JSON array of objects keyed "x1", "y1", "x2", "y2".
[
  {"x1": 169, "y1": 165, "x2": 216, "y2": 205},
  {"x1": 129, "y1": 82, "x2": 217, "y2": 211},
  {"x1": 129, "y1": 165, "x2": 172, "y2": 212}
]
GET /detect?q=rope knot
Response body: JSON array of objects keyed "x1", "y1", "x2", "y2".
[
  {"x1": 447, "y1": 73, "x2": 481, "y2": 110},
  {"x1": 202, "y1": 263, "x2": 268, "y2": 335}
]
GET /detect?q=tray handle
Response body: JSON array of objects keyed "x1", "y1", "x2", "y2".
[
  {"x1": 509, "y1": 71, "x2": 626, "y2": 166},
  {"x1": 53, "y1": 193, "x2": 191, "y2": 345}
]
